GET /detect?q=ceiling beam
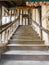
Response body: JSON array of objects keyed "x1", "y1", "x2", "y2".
[
  {"x1": 0, "y1": 1, "x2": 9, "y2": 8},
  {"x1": 11, "y1": 1, "x2": 16, "y2": 6},
  {"x1": 8, "y1": 1, "x2": 15, "y2": 6}
]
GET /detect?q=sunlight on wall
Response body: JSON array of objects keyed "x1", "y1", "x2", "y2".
[
  {"x1": 20, "y1": 15, "x2": 22, "y2": 25},
  {"x1": 2, "y1": 6, "x2": 11, "y2": 25},
  {"x1": 26, "y1": 19, "x2": 28, "y2": 25},
  {"x1": 32, "y1": 6, "x2": 49, "y2": 45},
  {"x1": 32, "y1": 9, "x2": 36, "y2": 21},
  {"x1": 2, "y1": 17, "x2": 10, "y2": 25},
  {"x1": 36, "y1": 9, "x2": 40, "y2": 36},
  {"x1": 32, "y1": 8, "x2": 40, "y2": 36},
  {"x1": 42, "y1": 31, "x2": 49, "y2": 45},
  {"x1": 11, "y1": 16, "x2": 15, "y2": 21},
  {"x1": 42, "y1": 5, "x2": 49, "y2": 45},
  {"x1": 42, "y1": 5, "x2": 47, "y2": 28}
]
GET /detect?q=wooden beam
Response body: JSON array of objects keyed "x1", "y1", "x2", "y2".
[
  {"x1": 11, "y1": 1, "x2": 16, "y2": 6},
  {"x1": 8, "y1": 1, "x2": 15, "y2": 6},
  {"x1": 16, "y1": 6, "x2": 35, "y2": 10},
  {"x1": 0, "y1": 1, "x2": 9, "y2": 8}
]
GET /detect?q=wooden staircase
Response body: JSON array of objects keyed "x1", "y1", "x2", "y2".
[
  {"x1": 9, "y1": 25, "x2": 44, "y2": 44},
  {"x1": 1, "y1": 25, "x2": 49, "y2": 65}
]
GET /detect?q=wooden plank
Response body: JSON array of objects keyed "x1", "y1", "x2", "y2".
[{"x1": 16, "y1": 6, "x2": 35, "y2": 10}]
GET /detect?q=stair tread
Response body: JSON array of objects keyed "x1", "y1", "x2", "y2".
[
  {"x1": 12, "y1": 37, "x2": 40, "y2": 39},
  {"x1": 10, "y1": 39, "x2": 43, "y2": 41},
  {"x1": 13, "y1": 34, "x2": 39, "y2": 37},
  {"x1": 2, "y1": 50, "x2": 49, "y2": 55},
  {"x1": 13, "y1": 35, "x2": 38, "y2": 36},
  {"x1": 14, "y1": 32, "x2": 37, "y2": 33},
  {"x1": 1, "y1": 60, "x2": 49, "y2": 65},
  {"x1": 7, "y1": 44, "x2": 46, "y2": 46},
  {"x1": 11, "y1": 38, "x2": 40, "y2": 40}
]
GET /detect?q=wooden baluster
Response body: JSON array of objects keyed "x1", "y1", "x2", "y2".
[
  {"x1": 2, "y1": 32, "x2": 5, "y2": 43},
  {"x1": 4, "y1": 30, "x2": 6, "y2": 43},
  {"x1": 11, "y1": 26, "x2": 12, "y2": 33},
  {"x1": 10, "y1": 26, "x2": 11, "y2": 35},
  {"x1": 13, "y1": 24, "x2": 14, "y2": 32},
  {"x1": 7, "y1": 29, "x2": 9, "y2": 40},
  {"x1": 39, "y1": 8, "x2": 42, "y2": 40},
  {"x1": 8, "y1": 28, "x2": 10, "y2": 37},
  {"x1": 6, "y1": 30, "x2": 8, "y2": 43},
  {"x1": 0, "y1": 34, "x2": 2, "y2": 43}
]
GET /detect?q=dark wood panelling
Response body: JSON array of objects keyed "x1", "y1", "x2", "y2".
[
  {"x1": 0, "y1": 5, "x2": 2, "y2": 26},
  {"x1": 0, "y1": 0, "x2": 26, "y2": 8}
]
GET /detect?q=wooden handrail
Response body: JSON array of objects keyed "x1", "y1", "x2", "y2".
[
  {"x1": 0, "y1": 22, "x2": 12, "y2": 29},
  {"x1": 0, "y1": 18, "x2": 19, "y2": 34},
  {"x1": 31, "y1": 19, "x2": 49, "y2": 34},
  {"x1": 0, "y1": 16, "x2": 19, "y2": 29}
]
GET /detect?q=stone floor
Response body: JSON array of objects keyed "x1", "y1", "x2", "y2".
[{"x1": 0, "y1": 60, "x2": 49, "y2": 65}]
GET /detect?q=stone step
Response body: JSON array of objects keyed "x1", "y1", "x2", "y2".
[
  {"x1": 15, "y1": 27, "x2": 34, "y2": 29},
  {"x1": 14, "y1": 29, "x2": 37, "y2": 33},
  {"x1": 16, "y1": 29, "x2": 36, "y2": 31},
  {"x1": 12, "y1": 35, "x2": 40, "y2": 39},
  {"x1": 15, "y1": 28, "x2": 36, "y2": 31},
  {"x1": 7, "y1": 44, "x2": 48, "y2": 51},
  {"x1": 14, "y1": 30, "x2": 38, "y2": 33},
  {"x1": 9, "y1": 39, "x2": 44, "y2": 44},
  {"x1": 13, "y1": 33, "x2": 39, "y2": 36},
  {"x1": 2, "y1": 50, "x2": 49, "y2": 60},
  {"x1": 7, "y1": 43, "x2": 46, "y2": 46},
  {"x1": 11, "y1": 38, "x2": 41, "y2": 41},
  {"x1": 14, "y1": 31, "x2": 37, "y2": 33},
  {"x1": 12, "y1": 34, "x2": 39, "y2": 37},
  {"x1": 14, "y1": 33, "x2": 38, "y2": 35},
  {"x1": 1, "y1": 60, "x2": 49, "y2": 65}
]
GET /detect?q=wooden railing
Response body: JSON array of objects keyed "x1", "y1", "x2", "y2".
[
  {"x1": 31, "y1": 19, "x2": 49, "y2": 45},
  {"x1": 32, "y1": 19, "x2": 49, "y2": 34},
  {"x1": 0, "y1": 22, "x2": 12, "y2": 29},
  {"x1": 0, "y1": 18, "x2": 19, "y2": 44}
]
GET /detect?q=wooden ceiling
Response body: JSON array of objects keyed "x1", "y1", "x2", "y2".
[{"x1": 0, "y1": 0, "x2": 26, "y2": 8}]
